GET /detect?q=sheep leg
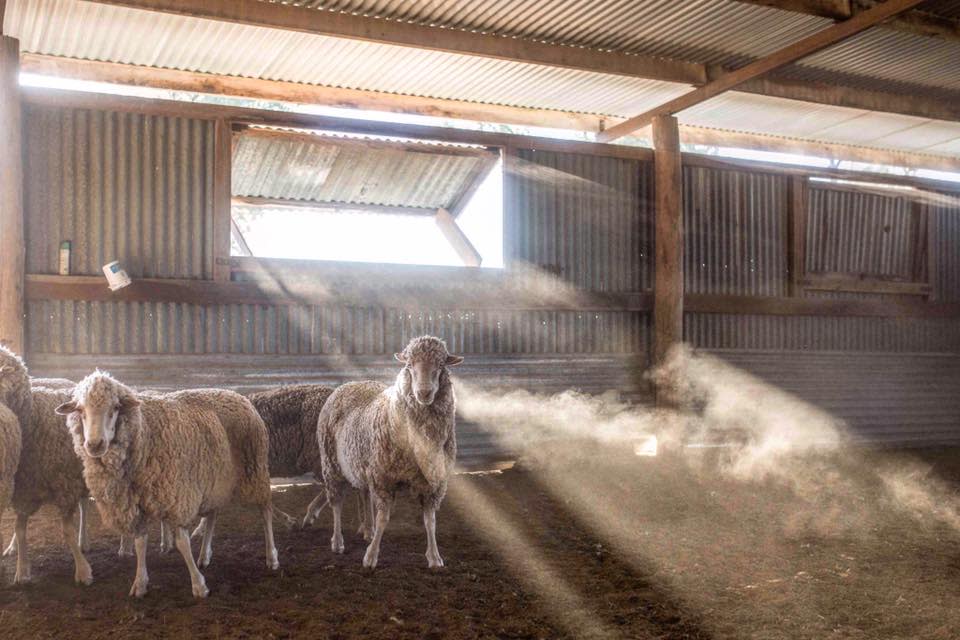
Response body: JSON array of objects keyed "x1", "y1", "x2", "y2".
[
  {"x1": 356, "y1": 488, "x2": 374, "y2": 542},
  {"x1": 161, "y1": 520, "x2": 176, "y2": 553},
  {"x1": 190, "y1": 517, "x2": 206, "y2": 541},
  {"x1": 61, "y1": 511, "x2": 93, "y2": 585},
  {"x1": 78, "y1": 498, "x2": 90, "y2": 553},
  {"x1": 330, "y1": 498, "x2": 345, "y2": 554},
  {"x1": 13, "y1": 513, "x2": 31, "y2": 584},
  {"x1": 422, "y1": 504, "x2": 444, "y2": 569},
  {"x1": 118, "y1": 535, "x2": 134, "y2": 556},
  {"x1": 262, "y1": 505, "x2": 279, "y2": 570},
  {"x1": 302, "y1": 492, "x2": 328, "y2": 529},
  {"x1": 273, "y1": 507, "x2": 299, "y2": 531},
  {"x1": 174, "y1": 527, "x2": 209, "y2": 598},
  {"x1": 197, "y1": 512, "x2": 217, "y2": 569},
  {"x1": 362, "y1": 493, "x2": 392, "y2": 570},
  {"x1": 129, "y1": 534, "x2": 149, "y2": 598},
  {"x1": 3, "y1": 530, "x2": 16, "y2": 556}
]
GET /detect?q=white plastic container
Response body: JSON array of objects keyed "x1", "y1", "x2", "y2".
[{"x1": 102, "y1": 260, "x2": 132, "y2": 291}]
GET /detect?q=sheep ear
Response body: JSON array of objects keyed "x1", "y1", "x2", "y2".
[
  {"x1": 445, "y1": 354, "x2": 464, "y2": 367},
  {"x1": 394, "y1": 352, "x2": 407, "y2": 363},
  {"x1": 119, "y1": 396, "x2": 141, "y2": 411},
  {"x1": 55, "y1": 401, "x2": 78, "y2": 415}
]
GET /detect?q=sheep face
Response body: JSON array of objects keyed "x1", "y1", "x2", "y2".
[
  {"x1": 394, "y1": 336, "x2": 463, "y2": 406},
  {"x1": 56, "y1": 372, "x2": 140, "y2": 458},
  {"x1": 0, "y1": 345, "x2": 28, "y2": 408}
]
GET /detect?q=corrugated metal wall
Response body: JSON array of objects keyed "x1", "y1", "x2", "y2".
[
  {"x1": 27, "y1": 302, "x2": 646, "y2": 356},
  {"x1": 806, "y1": 185, "x2": 921, "y2": 279},
  {"x1": 20, "y1": 104, "x2": 960, "y2": 454},
  {"x1": 683, "y1": 165, "x2": 787, "y2": 296},
  {"x1": 506, "y1": 149, "x2": 651, "y2": 292},
  {"x1": 24, "y1": 104, "x2": 214, "y2": 279}
]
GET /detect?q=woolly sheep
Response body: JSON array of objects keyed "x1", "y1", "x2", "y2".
[
  {"x1": 317, "y1": 335, "x2": 463, "y2": 569},
  {"x1": 247, "y1": 384, "x2": 354, "y2": 531},
  {"x1": 0, "y1": 347, "x2": 92, "y2": 585},
  {"x1": 0, "y1": 363, "x2": 23, "y2": 581},
  {"x1": 58, "y1": 372, "x2": 279, "y2": 598}
]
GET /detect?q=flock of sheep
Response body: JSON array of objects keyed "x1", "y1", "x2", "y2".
[{"x1": 0, "y1": 335, "x2": 464, "y2": 598}]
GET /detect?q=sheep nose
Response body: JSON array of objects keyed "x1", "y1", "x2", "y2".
[
  {"x1": 415, "y1": 389, "x2": 435, "y2": 404},
  {"x1": 86, "y1": 438, "x2": 105, "y2": 455}
]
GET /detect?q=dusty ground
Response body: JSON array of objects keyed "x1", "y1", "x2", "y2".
[{"x1": 2, "y1": 446, "x2": 960, "y2": 639}]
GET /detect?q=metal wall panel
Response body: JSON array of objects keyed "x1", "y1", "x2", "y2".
[
  {"x1": 709, "y1": 350, "x2": 960, "y2": 447},
  {"x1": 24, "y1": 104, "x2": 214, "y2": 279},
  {"x1": 506, "y1": 149, "x2": 651, "y2": 293},
  {"x1": 27, "y1": 300, "x2": 646, "y2": 356},
  {"x1": 683, "y1": 165, "x2": 788, "y2": 296},
  {"x1": 806, "y1": 186, "x2": 919, "y2": 279},
  {"x1": 932, "y1": 193, "x2": 960, "y2": 302},
  {"x1": 686, "y1": 313, "x2": 960, "y2": 353}
]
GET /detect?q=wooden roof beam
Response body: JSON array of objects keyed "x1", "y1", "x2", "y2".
[
  {"x1": 87, "y1": 0, "x2": 706, "y2": 85},
  {"x1": 733, "y1": 0, "x2": 960, "y2": 43},
  {"x1": 597, "y1": 0, "x2": 928, "y2": 142}
]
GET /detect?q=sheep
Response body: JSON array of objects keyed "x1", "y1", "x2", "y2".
[
  {"x1": 247, "y1": 384, "x2": 353, "y2": 531},
  {"x1": 0, "y1": 347, "x2": 92, "y2": 585},
  {"x1": 58, "y1": 372, "x2": 279, "y2": 598},
  {"x1": 0, "y1": 372, "x2": 22, "y2": 581},
  {"x1": 316, "y1": 335, "x2": 463, "y2": 569}
]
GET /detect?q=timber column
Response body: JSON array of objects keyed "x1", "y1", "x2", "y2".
[
  {"x1": 652, "y1": 115, "x2": 683, "y2": 404},
  {"x1": 0, "y1": 36, "x2": 24, "y2": 354}
]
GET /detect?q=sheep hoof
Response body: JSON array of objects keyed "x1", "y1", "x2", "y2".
[
  {"x1": 13, "y1": 569, "x2": 31, "y2": 585},
  {"x1": 331, "y1": 536, "x2": 344, "y2": 555},
  {"x1": 426, "y1": 554, "x2": 444, "y2": 570},
  {"x1": 266, "y1": 554, "x2": 279, "y2": 571},
  {"x1": 362, "y1": 549, "x2": 378, "y2": 569},
  {"x1": 75, "y1": 561, "x2": 94, "y2": 586},
  {"x1": 129, "y1": 579, "x2": 148, "y2": 598},
  {"x1": 197, "y1": 553, "x2": 211, "y2": 569},
  {"x1": 191, "y1": 581, "x2": 209, "y2": 598}
]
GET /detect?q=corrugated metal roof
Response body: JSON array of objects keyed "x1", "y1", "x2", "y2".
[
  {"x1": 232, "y1": 128, "x2": 495, "y2": 209},
  {"x1": 274, "y1": 0, "x2": 959, "y2": 96},
  {"x1": 5, "y1": 0, "x2": 960, "y2": 160}
]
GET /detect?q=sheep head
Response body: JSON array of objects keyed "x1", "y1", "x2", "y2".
[
  {"x1": 394, "y1": 336, "x2": 463, "y2": 406},
  {"x1": 0, "y1": 344, "x2": 31, "y2": 424},
  {"x1": 56, "y1": 370, "x2": 141, "y2": 459}
]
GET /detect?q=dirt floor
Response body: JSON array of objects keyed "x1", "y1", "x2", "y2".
[{"x1": 2, "y1": 446, "x2": 960, "y2": 639}]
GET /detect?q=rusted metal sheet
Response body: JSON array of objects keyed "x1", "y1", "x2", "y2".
[
  {"x1": 506, "y1": 149, "x2": 651, "y2": 293},
  {"x1": 683, "y1": 165, "x2": 788, "y2": 296},
  {"x1": 23, "y1": 104, "x2": 214, "y2": 279}
]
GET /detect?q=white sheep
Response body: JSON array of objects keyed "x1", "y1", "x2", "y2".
[
  {"x1": 0, "y1": 347, "x2": 92, "y2": 585},
  {"x1": 317, "y1": 336, "x2": 462, "y2": 569},
  {"x1": 58, "y1": 372, "x2": 279, "y2": 598},
  {"x1": 0, "y1": 361, "x2": 23, "y2": 580}
]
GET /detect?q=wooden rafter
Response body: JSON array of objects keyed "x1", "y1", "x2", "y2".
[
  {"x1": 732, "y1": 0, "x2": 960, "y2": 43},
  {"x1": 21, "y1": 51, "x2": 960, "y2": 130},
  {"x1": 597, "y1": 0, "x2": 927, "y2": 142},
  {"x1": 87, "y1": 0, "x2": 705, "y2": 85}
]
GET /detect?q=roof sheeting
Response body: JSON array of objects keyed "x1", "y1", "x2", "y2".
[
  {"x1": 5, "y1": 0, "x2": 960, "y2": 161},
  {"x1": 232, "y1": 128, "x2": 496, "y2": 210}
]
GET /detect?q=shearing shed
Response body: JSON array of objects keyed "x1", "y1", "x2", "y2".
[{"x1": 1, "y1": 0, "x2": 959, "y2": 638}]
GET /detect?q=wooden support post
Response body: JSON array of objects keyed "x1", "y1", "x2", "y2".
[
  {"x1": 0, "y1": 36, "x2": 25, "y2": 354},
  {"x1": 435, "y1": 208, "x2": 482, "y2": 267},
  {"x1": 652, "y1": 116, "x2": 683, "y2": 382},
  {"x1": 212, "y1": 118, "x2": 232, "y2": 281},
  {"x1": 787, "y1": 175, "x2": 808, "y2": 296}
]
